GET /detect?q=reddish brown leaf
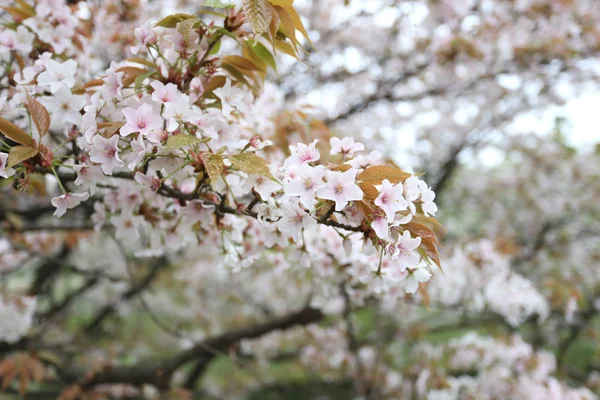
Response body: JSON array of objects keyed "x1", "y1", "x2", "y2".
[
  {"x1": 26, "y1": 92, "x2": 50, "y2": 138},
  {"x1": 0, "y1": 117, "x2": 34, "y2": 146},
  {"x1": 357, "y1": 165, "x2": 411, "y2": 185}
]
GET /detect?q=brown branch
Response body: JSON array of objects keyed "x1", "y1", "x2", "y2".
[{"x1": 80, "y1": 306, "x2": 324, "y2": 390}]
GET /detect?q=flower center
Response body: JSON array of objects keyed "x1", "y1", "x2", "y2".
[
  {"x1": 334, "y1": 184, "x2": 344, "y2": 194},
  {"x1": 303, "y1": 177, "x2": 313, "y2": 189}
]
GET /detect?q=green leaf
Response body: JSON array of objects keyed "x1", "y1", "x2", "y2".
[
  {"x1": 7, "y1": 145, "x2": 38, "y2": 168},
  {"x1": 154, "y1": 14, "x2": 196, "y2": 28},
  {"x1": 0, "y1": 117, "x2": 34, "y2": 146},
  {"x1": 209, "y1": 39, "x2": 222, "y2": 55},
  {"x1": 200, "y1": 0, "x2": 235, "y2": 8},
  {"x1": 201, "y1": 153, "x2": 224, "y2": 186},
  {"x1": 134, "y1": 71, "x2": 155, "y2": 92},
  {"x1": 246, "y1": 40, "x2": 277, "y2": 71},
  {"x1": 230, "y1": 153, "x2": 274, "y2": 179},
  {"x1": 166, "y1": 134, "x2": 204, "y2": 149}
]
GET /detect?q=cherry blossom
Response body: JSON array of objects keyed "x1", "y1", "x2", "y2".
[
  {"x1": 404, "y1": 265, "x2": 432, "y2": 294},
  {"x1": 316, "y1": 169, "x2": 363, "y2": 211},
  {"x1": 375, "y1": 179, "x2": 408, "y2": 222},
  {"x1": 213, "y1": 79, "x2": 247, "y2": 118},
  {"x1": 0, "y1": 152, "x2": 15, "y2": 179},
  {"x1": 330, "y1": 136, "x2": 365, "y2": 158},
  {"x1": 284, "y1": 165, "x2": 326, "y2": 209},
  {"x1": 243, "y1": 174, "x2": 281, "y2": 200},
  {"x1": 51, "y1": 192, "x2": 90, "y2": 217},
  {"x1": 284, "y1": 139, "x2": 321, "y2": 167},
  {"x1": 150, "y1": 81, "x2": 178, "y2": 104},
  {"x1": 119, "y1": 103, "x2": 163, "y2": 137},
  {"x1": 42, "y1": 86, "x2": 86, "y2": 129},
  {"x1": 387, "y1": 230, "x2": 422, "y2": 270},
  {"x1": 36, "y1": 59, "x2": 77, "y2": 94},
  {"x1": 276, "y1": 204, "x2": 318, "y2": 243},
  {"x1": 89, "y1": 134, "x2": 124, "y2": 175}
]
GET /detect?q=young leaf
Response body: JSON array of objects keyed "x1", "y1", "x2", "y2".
[
  {"x1": 204, "y1": 75, "x2": 227, "y2": 95},
  {"x1": 98, "y1": 122, "x2": 125, "y2": 137},
  {"x1": 247, "y1": 40, "x2": 277, "y2": 71},
  {"x1": 116, "y1": 66, "x2": 148, "y2": 87},
  {"x1": 404, "y1": 222, "x2": 438, "y2": 244},
  {"x1": 166, "y1": 134, "x2": 204, "y2": 149},
  {"x1": 273, "y1": 39, "x2": 299, "y2": 59},
  {"x1": 201, "y1": 153, "x2": 224, "y2": 185},
  {"x1": 7, "y1": 146, "x2": 38, "y2": 168},
  {"x1": 126, "y1": 57, "x2": 157, "y2": 69},
  {"x1": 357, "y1": 165, "x2": 411, "y2": 185},
  {"x1": 25, "y1": 93, "x2": 50, "y2": 138},
  {"x1": 358, "y1": 182, "x2": 379, "y2": 201},
  {"x1": 154, "y1": 14, "x2": 196, "y2": 28},
  {"x1": 134, "y1": 71, "x2": 156, "y2": 92},
  {"x1": 242, "y1": 0, "x2": 273, "y2": 35},
  {"x1": 229, "y1": 153, "x2": 274, "y2": 179},
  {"x1": 269, "y1": 0, "x2": 294, "y2": 5},
  {"x1": 221, "y1": 55, "x2": 263, "y2": 73},
  {"x1": 275, "y1": 6, "x2": 297, "y2": 47},
  {"x1": 177, "y1": 18, "x2": 202, "y2": 42},
  {"x1": 284, "y1": 5, "x2": 312, "y2": 45},
  {"x1": 0, "y1": 117, "x2": 34, "y2": 146}
]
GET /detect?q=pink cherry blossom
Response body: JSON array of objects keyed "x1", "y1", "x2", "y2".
[
  {"x1": 151, "y1": 81, "x2": 178, "y2": 104},
  {"x1": 284, "y1": 165, "x2": 326, "y2": 209},
  {"x1": 387, "y1": 230, "x2": 422, "y2": 270},
  {"x1": 89, "y1": 134, "x2": 124, "y2": 175},
  {"x1": 51, "y1": 192, "x2": 90, "y2": 217},
  {"x1": 276, "y1": 204, "x2": 317, "y2": 243},
  {"x1": 134, "y1": 171, "x2": 162, "y2": 192},
  {"x1": 375, "y1": 179, "x2": 408, "y2": 223},
  {"x1": 349, "y1": 150, "x2": 383, "y2": 170},
  {"x1": 284, "y1": 139, "x2": 321, "y2": 167},
  {"x1": 330, "y1": 137, "x2": 365, "y2": 158},
  {"x1": 317, "y1": 169, "x2": 363, "y2": 211},
  {"x1": 119, "y1": 103, "x2": 163, "y2": 137}
]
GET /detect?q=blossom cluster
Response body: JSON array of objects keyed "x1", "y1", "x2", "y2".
[{"x1": 0, "y1": 0, "x2": 441, "y2": 348}]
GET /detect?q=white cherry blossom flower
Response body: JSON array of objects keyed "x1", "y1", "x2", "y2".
[
  {"x1": 330, "y1": 137, "x2": 365, "y2": 158},
  {"x1": 387, "y1": 230, "x2": 422, "y2": 270},
  {"x1": 276, "y1": 204, "x2": 317, "y2": 243},
  {"x1": 375, "y1": 179, "x2": 408, "y2": 222},
  {"x1": 89, "y1": 134, "x2": 124, "y2": 175},
  {"x1": 51, "y1": 192, "x2": 90, "y2": 217},
  {"x1": 418, "y1": 180, "x2": 438, "y2": 216},
  {"x1": 214, "y1": 79, "x2": 247, "y2": 118},
  {"x1": 42, "y1": 86, "x2": 86, "y2": 129},
  {"x1": 0, "y1": 152, "x2": 15, "y2": 179},
  {"x1": 284, "y1": 139, "x2": 320, "y2": 167},
  {"x1": 284, "y1": 165, "x2": 326, "y2": 209},
  {"x1": 120, "y1": 103, "x2": 163, "y2": 137},
  {"x1": 405, "y1": 265, "x2": 432, "y2": 294},
  {"x1": 317, "y1": 169, "x2": 363, "y2": 211},
  {"x1": 36, "y1": 59, "x2": 77, "y2": 93}
]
